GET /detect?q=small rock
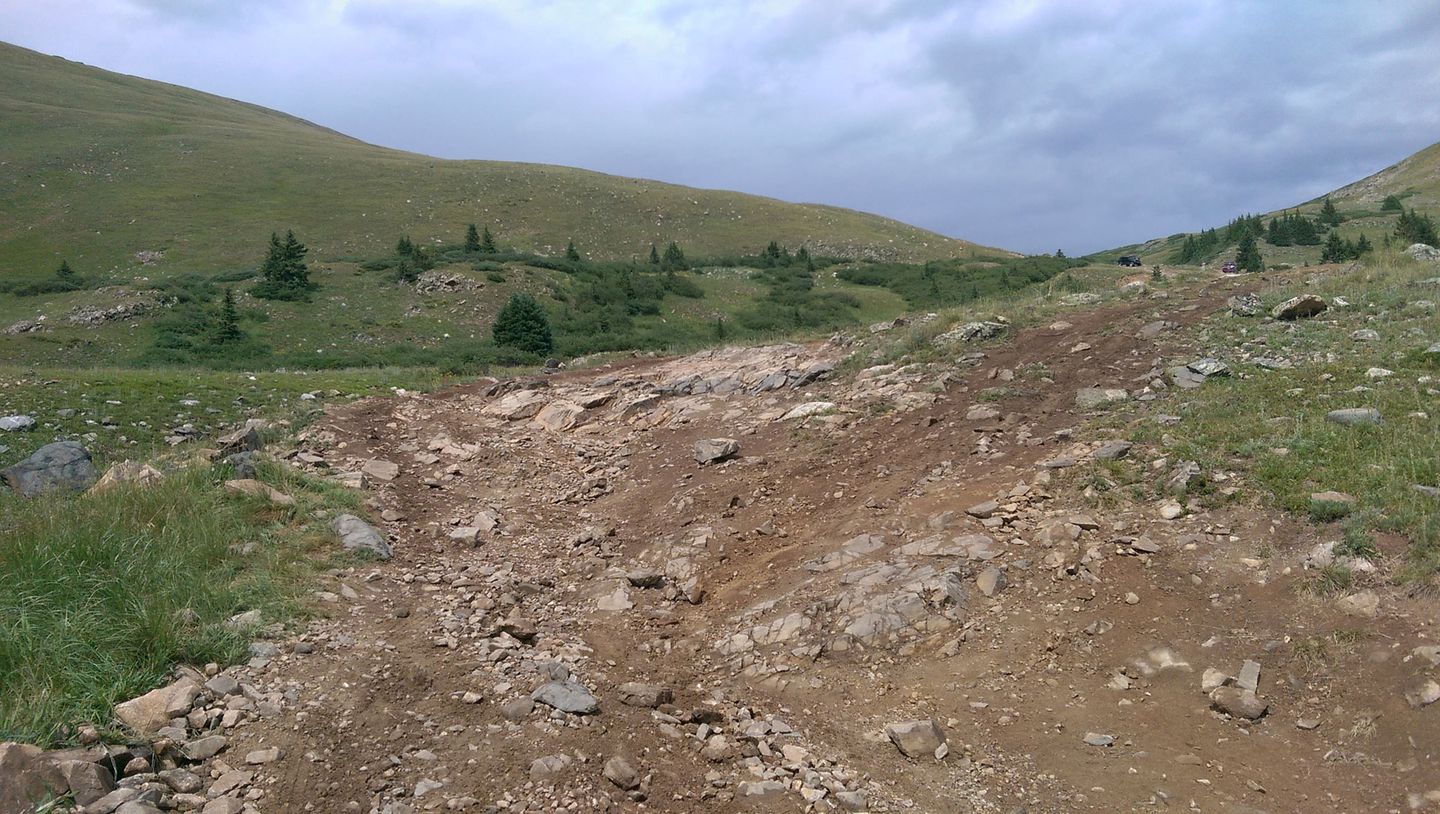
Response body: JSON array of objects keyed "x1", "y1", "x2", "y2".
[
  {"x1": 1336, "y1": 590, "x2": 1379, "y2": 618},
  {"x1": 694, "y1": 438, "x2": 740, "y2": 464},
  {"x1": 603, "y1": 756, "x2": 641, "y2": 790},
  {"x1": 976, "y1": 566, "x2": 1006, "y2": 597},
  {"x1": 531, "y1": 680, "x2": 599, "y2": 714},
  {"x1": 1404, "y1": 680, "x2": 1440, "y2": 708},
  {"x1": 1084, "y1": 732, "x2": 1115, "y2": 747},
  {"x1": 1326, "y1": 408, "x2": 1381, "y2": 426},
  {"x1": 885, "y1": 719, "x2": 946, "y2": 758},
  {"x1": 1093, "y1": 440, "x2": 1133, "y2": 460},
  {"x1": 617, "y1": 683, "x2": 673, "y2": 708},
  {"x1": 1210, "y1": 687, "x2": 1268, "y2": 720},
  {"x1": 1075, "y1": 387, "x2": 1129, "y2": 410},
  {"x1": 331, "y1": 514, "x2": 392, "y2": 560}
]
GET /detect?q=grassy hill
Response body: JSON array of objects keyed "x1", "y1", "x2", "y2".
[
  {"x1": 0, "y1": 41, "x2": 990, "y2": 284},
  {"x1": 1100, "y1": 139, "x2": 1440, "y2": 268}
]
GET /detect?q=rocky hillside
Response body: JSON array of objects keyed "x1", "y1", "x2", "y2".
[
  {"x1": 0, "y1": 42, "x2": 993, "y2": 283},
  {"x1": 5, "y1": 249, "x2": 1440, "y2": 812}
]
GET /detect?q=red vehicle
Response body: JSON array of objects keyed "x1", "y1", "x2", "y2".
[{"x1": 1221, "y1": 261, "x2": 1239, "y2": 274}]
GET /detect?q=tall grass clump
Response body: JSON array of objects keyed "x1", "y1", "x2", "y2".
[{"x1": 0, "y1": 468, "x2": 319, "y2": 745}]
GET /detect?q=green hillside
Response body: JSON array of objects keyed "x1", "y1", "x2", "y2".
[
  {"x1": 1102, "y1": 139, "x2": 1440, "y2": 268},
  {"x1": 0, "y1": 42, "x2": 989, "y2": 283}
]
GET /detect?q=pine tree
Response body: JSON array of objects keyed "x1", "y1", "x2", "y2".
[
  {"x1": 565, "y1": 239, "x2": 581, "y2": 262},
  {"x1": 714, "y1": 316, "x2": 726, "y2": 340},
  {"x1": 1321, "y1": 232, "x2": 1347, "y2": 263},
  {"x1": 1235, "y1": 232, "x2": 1264, "y2": 273},
  {"x1": 252, "y1": 230, "x2": 315, "y2": 301},
  {"x1": 396, "y1": 235, "x2": 414, "y2": 256},
  {"x1": 795, "y1": 247, "x2": 810, "y2": 265},
  {"x1": 1381, "y1": 195, "x2": 1403, "y2": 212},
  {"x1": 1319, "y1": 197, "x2": 1342, "y2": 226},
  {"x1": 491, "y1": 292, "x2": 553, "y2": 355},
  {"x1": 1355, "y1": 234, "x2": 1372, "y2": 255},
  {"x1": 1055, "y1": 249, "x2": 1066, "y2": 259},
  {"x1": 56, "y1": 260, "x2": 75, "y2": 281},
  {"x1": 648, "y1": 244, "x2": 660, "y2": 266},
  {"x1": 464, "y1": 224, "x2": 481, "y2": 253},
  {"x1": 661, "y1": 242, "x2": 688, "y2": 272},
  {"x1": 213, "y1": 288, "x2": 243, "y2": 344},
  {"x1": 479, "y1": 227, "x2": 497, "y2": 254},
  {"x1": 1395, "y1": 208, "x2": 1439, "y2": 246}
]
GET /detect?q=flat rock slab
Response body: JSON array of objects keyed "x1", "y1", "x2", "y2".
[
  {"x1": 531, "y1": 680, "x2": 599, "y2": 714},
  {"x1": 1326, "y1": 408, "x2": 1381, "y2": 426},
  {"x1": 1075, "y1": 388, "x2": 1128, "y2": 409},
  {"x1": 2, "y1": 441, "x2": 98, "y2": 496},
  {"x1": 114, "y1": 678, "x2": 199, "y2": 736}
]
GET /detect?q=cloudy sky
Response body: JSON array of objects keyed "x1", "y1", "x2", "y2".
[{"x1": 4, "y1": 0, "x2": 1439, "y2": 253}]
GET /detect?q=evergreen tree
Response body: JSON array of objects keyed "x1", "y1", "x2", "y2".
[
  {"x1": 464, "y1": 224, "x2": 481, "y2": 253},
  {"x1": 1381, "y1": 194, "x2": 1403, "y2": 212},
  {"x1": 1321, "y1": 232, "x2": 1347, "y2": 263},
  {"x1": 660, "y1": 241, "x2": 688, "y2": 272},
  {"x1": 649, "y1": 244, "x2": 660, "y2": 265},
  {"x1": 1395, "y1": 208, "x2": 1439, "y2": 246},
  {"x1": 714, "y1": 316, "x2": 726, "y2": 340},
  {"x1": 1055, "y1": 249, "x2": 1066, "y2": 259},
  {"x1": 1319, "y1": 197, "x2": 1342, "y2": 226},
  {"x1": 565, "y1": 239, "x2": 581, "y2": 262},
  {"x1": 491, "y1": 292, "x2": 553, "y2": 355},
  {"x1": 396, "y1": 235, "x2": 414, "y2": 256},
  {"x1": 479, "y1": 227, "x2": 497, "y2": 254},
  {"x1": 795, "y1": 247, "x2": 811, "y2": 265},
  {"x1": 1355, "y1": 234, "x2": 1372, "y2": 255},
  {"x1": 252, "y1": 230, "x2": 315, "y2": 301},
  {"x1": 212, "y1": 288, "x2": 243, "y2": 344},
  {"x1": 56, "y1": 260, "x2": 76, "y2": 281},
  {"x1": 1235, "y1": 232, "x2": 1264, "y2": 273}
]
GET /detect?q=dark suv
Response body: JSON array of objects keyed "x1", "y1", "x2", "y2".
[{"x1": 1117, "y1": 255, "x2": 1143, "y2": 267}]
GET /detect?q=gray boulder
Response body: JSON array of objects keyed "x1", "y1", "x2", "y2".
[
  {"x1": 1210, "y1": 687, "x2": 1268, "y2": 720},
  {"x1": 1, "y1": 441, "x2": 98, "y2": 496},
  {"x1": 694, "y1": 438, "x2": 740, "y2": 465},
  {"x1": 0, "y1": 415, "x2": 36, "y2": 432},
  {"x1": 1271, "y1": 294, "x2": 1327, "y2": 320},
  {"x1": 1326, "y1": 408, "x2": 1381, "y2": 426},
  {"x1": 331, "y1": 514, "x2": 393, "y2": 560},
  {"x1": 884, "y1": 718, "x2": 946, "y2": 758},
  {"x1": 531, "y1": 680, "x2": 599, "y2": 714},
  {"x1": 1406, "y1": 243, "x2": 1440, "y2": 263}
]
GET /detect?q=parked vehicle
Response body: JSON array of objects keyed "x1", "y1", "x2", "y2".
[
  {"x1": 1117, "y1": 255, "x2": 1143, "y2": 267},
  {"x1": 1221, "y1": 261, "x2": 1238, "y2": 274}
]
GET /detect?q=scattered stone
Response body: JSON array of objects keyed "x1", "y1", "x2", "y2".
[
  {"x1": 361, "y1": 458, "x2": 400, "y2": 482},
  {"x1": 694, "y1": 438, "x2": 740, "y2": 464},
  {"x1": 1228, "y1": 293, "x2": 1262, "y2": 317},
  {"x1": 90, "y1": 461, "x2": 164, "y2": 494},
  {"x1": 1404, "y1": 680, "x2": 1440, "y2": 709},
  {"x1": 0, "y1": 415, "x2": 36, "y2": 431},
  {"x1": 216, "y1": 423, "x2": 263, "y2": 455},
  {"x1": 965, "y1": 499, "x2": 999, "y2": 519},
  {"x1": 1093, "y1": 440, "x2": 1133, "y2": 460},
  {"x1": 885, "y1": 719, "x2": 946, "y2": 758},
  {"x1": 1, "y1": 441, "x2": 98, "y2": 496},
  {"x1": 603, "y1": 756, "x2": 641, "y2": 790},
  {"x1": 1237, "y1": 660, "x2": 1262, "y2": 692},
  {"x1": 1075, "y1": 387, "x2": 1129, "y2": 410},
  {"x1": 223, "y1": 479, "x2": 296, "y2": 507},
  {"x1": 976, "y1": 566, "x2": 1006, "y2": 597},
  {"x1": 1406, "y1": 243, "x2": 1440, "y2": 263},
  {"x1": 1351, "y1": 329, "x2": 1379, "y2": 341},
  {"x1": 1310, "y1": 490, "x2": 1356, "y2": 507},
  {"x1": 1084, "y1": 733, "x2": 1115, "y2": 747},
  {"x1": 114, "y1": 678, "x2": 199, "y2": 736},
  {"x1": 245, "y1": 747, "x2": 281, "y2": 764},
  {"x1": 1271, "y1": 294, "x2": 1327, "y2": 320},
  {"x1": 781, "y1": 401, "x2": 837, "y2": 421},
  {"x1": 1326, "y1": 408, "x2": 1381, "y2": 426},
  {"x1": 331, "y1": 514, "x2": 392, "y2": 560},
  {"x1": 181, "y1": 735, "x2": 228, "y2": 761},
  {"x1": 529, "y1": 753, "x2": 573, "y2": 781},
  {"x1": 1336, "y1": 590, "x2": 1379, "y2": 618},
  {"x1": 1210, "y1": 687, "x2": 1268, "y2": 720},
  {"x1": 531, "y1": 680, "x2": 599, "y2": 714},
  {"x1": 617, "y1": 683, "x2": 672, "y2": 708}
]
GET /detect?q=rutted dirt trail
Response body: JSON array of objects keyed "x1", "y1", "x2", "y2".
[{"x1": 206, "y1": 275, "x2": 1437, "y2": 813}]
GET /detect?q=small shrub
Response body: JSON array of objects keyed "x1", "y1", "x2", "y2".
[{"x1": 1309, "y1": 499, "x2": 1353, "y2": 523}]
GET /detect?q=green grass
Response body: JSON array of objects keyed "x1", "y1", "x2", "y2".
[
  {"x1": 1153, "y1": 251, "x2": 1440, "y2": 578},
  {"x1": 0, "y1": 461, "x2": 356, "y2": 745},
  {"x1": 0, "y1": 366, "x2": 448, "y2": 466},
  {"x1": 0, "y1": 40, "x2": 990, "y2": 289}
]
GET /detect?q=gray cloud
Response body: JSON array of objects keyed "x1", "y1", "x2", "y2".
[{"x1": 2, "y1": 0, "x2": 1437, "y2": 253}]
